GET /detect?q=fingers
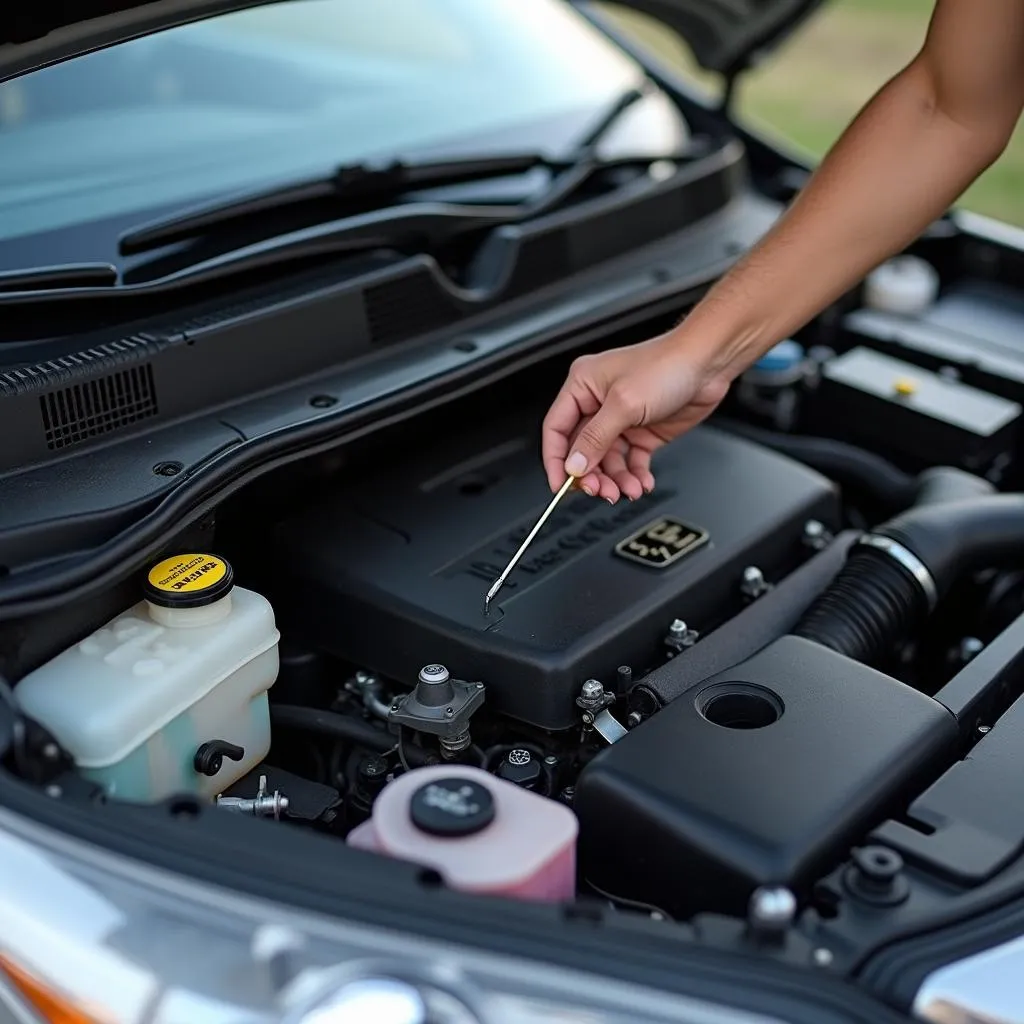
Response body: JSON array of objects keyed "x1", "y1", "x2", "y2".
[
  {"x1": 601, "y1": 445, "x2": 644, "y2": 501},
  {"x1": 542, "y1": 385, "x2": 595, "y2": 493},
  {"x1": 563, "y1": 384, "x2": 640, "y2": 481}
]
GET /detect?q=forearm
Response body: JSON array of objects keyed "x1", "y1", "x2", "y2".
[{"x1": 675, "y1": 57, "x2": 1013, "y2": 380}]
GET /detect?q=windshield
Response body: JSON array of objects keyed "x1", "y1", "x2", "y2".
[{"x1": 0, "y1": 0, "x2": 645, "y2": 260}]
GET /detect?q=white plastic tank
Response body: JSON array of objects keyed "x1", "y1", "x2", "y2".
[
  {"x1": 863, "y1": 256, "x2": 940, "y2": 315},
  {"x1": 15, "y1": 553, "x2": 279, "y2": 803},
  {"x1": 347, "y1": 764, "x2": 578, "y2": 902}
]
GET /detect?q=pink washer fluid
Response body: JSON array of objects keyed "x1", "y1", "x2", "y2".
[{"x1": 347, "y1": 764, "x2": 578, "y2": 902}]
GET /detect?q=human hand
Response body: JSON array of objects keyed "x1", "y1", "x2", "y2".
[{"x1": 541, "y1": 331, "x2": 730, "y2": 502}]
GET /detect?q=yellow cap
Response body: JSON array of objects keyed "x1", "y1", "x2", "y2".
[
  {"x1": 893, "y1": 377, "x2": 917, "y2": 397},
  {"x1": 143, "y1": 554, "x2": 233, "y2": 609}
]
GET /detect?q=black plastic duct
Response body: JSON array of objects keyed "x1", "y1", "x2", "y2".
[{"x1": 794, "y1": 495, "x2": 1024, "y2": 665}]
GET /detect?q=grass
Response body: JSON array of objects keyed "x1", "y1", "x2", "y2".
[{"x1": 598, "y1": 0, "x2": 1024, "y2": 226}]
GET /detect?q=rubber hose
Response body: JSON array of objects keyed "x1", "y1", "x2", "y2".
[
  {"x1": 715, "y1": 420, "x2": 918, "y2": 511},
  {"x1": 270, "y1": 705, "x2": 431, "y2": 766},
  {"x1": 794, "y1": 494, "x2": 1024, "y2": 664}
]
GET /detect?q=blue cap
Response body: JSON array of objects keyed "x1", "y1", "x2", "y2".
[{"x1": 753, "y1": 340, "x2": 804, "y2": 373}]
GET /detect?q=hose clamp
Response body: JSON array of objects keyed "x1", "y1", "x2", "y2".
[{"x1": 857, "y1": 533, "x2": 938, "y2": 611}]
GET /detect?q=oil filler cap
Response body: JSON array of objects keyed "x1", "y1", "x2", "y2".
[
  {"x1": 409, "y1": 777, "x2": 495, "y2": 837},
  {"x1": 143, "y1": 553, "x2": 234, "y2": 609}
]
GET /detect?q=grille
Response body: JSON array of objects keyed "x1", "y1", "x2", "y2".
[
  {"x1": 364, "y1": 272, "x2": 461, "y2": 347},
  {"x1": 40, "y1": 363, "x2": 159, "y2": 450}
]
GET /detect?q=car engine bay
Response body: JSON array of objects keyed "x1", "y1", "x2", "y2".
[{"x1": 8, "y1": 244, "x2": 1024, "y2": 978}]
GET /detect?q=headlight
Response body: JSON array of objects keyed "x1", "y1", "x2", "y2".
[{"x1": 0, "y1": 806, "x2": 781, "y2": 1024}]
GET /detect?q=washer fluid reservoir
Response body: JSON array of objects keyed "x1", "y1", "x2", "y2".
[{"x1": 16, "y1": 554, "x2": 279, "y2": 803}]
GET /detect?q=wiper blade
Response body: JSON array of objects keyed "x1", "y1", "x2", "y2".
[
  {"x1": 0, "y1": 263, "x2": 118, "y2": 293},
  {"x1": 119, "y1": 86, "x2": 648, "y2": 257}
]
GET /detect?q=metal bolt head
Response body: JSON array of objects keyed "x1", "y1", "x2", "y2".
[
  {"x1": 668, "y1": 618, "x2": 687, "y2": 636},
  {"x1": 743, "y1": 566, "x2": 764, "y2": 585},
  {"x1": 42, "y1": 742, "x2": 60, "y2": 760},
  {"x1": 960, "y1": 637, "x2": 984, "y2": 662},
  {"x1": 812, "y1": 947, "x2": 834, "y2": 967},
  {"x1": 543, "y1": 755, "x2": 559, "y2": 767},
  {"x1": 748, "y1": 886, "x2": 797, "y2": 930},
  {"x1": 581, "y1": 679, "x2": 604, "y2": 701},
  {"x1": 45, "y1": 784, "x2": 62, "y2": 798},
  {"x1": 804, "y1": 520, "x2": 825, "y2": 539},
  {"x1": 977, "y1": 723, "x2": 992, "y2": 736}
]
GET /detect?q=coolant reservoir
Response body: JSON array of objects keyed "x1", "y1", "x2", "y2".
[
  {"x1": 864, "y1": 255, "x2": 939, "y2": 314},
  {"x1": 347, "y1": 765, "x2": 578, "y2": 902},
  {"x1": 16, "y1": 554, "x2": 279, "y2": 803}
]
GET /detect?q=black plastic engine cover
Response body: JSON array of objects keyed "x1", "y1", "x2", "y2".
[
  {"x1": 266, "y1": 421, "x2": 838, "y2": 730},
  {"x1": 574, "y1": 636, "x2": 959, "y2": 918}
]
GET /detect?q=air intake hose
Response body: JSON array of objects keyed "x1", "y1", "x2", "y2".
[{"x1": 794, "y1": 494, "x2": 1024, "y2": 665}]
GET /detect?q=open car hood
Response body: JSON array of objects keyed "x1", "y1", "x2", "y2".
[{"x1": 3, "y1": 0, "x2": 825, "y2": 83}]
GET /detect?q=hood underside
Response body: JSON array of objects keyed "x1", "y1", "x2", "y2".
[{"x1": 3, "y1": 0, "x2": 824, "y2": 83}]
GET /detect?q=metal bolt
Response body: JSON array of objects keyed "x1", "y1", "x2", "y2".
[
  {"x1": 668, "y1": 619, "x2": 688, "y2": 637},
  {"x1": 804, "y1": 520, "x2": 825, "y2": 540},
  {"x1": 627, "y1": 711, "x2": 643, "y2": 728},
  {"x1": 748, "y1": 886, "x2": 797, "y2": 934},
  {"x1": 445, "y1": 707, "x2": 454, "y2": 717},
  {"x1": 740, "y1": 565, "x2": 769, "y2": 598},
  {"x1": 581, "y1": 679, "x2": 604, "y2": 701},
  {"x1": 802, "y1": 519, "x2": 832, "y2": 550},
  {"x1": 42, "y1": 742, "x2": 59, "y2": 760},
  {"x1": 543, "y1": 755, "x2": 559, "y2": 767},
  {"x1": 977, "y1": 723, "x2": 992, "y2": 736},
  {"x1": 45, "y1": 784, "x2": 62, "y2": 799},
  {"x1": 812, "y1": 948, "x2": 834, "y2": 967},
  {"x1": 960, "y1": 637, "x2": 984, "y2": 663}
]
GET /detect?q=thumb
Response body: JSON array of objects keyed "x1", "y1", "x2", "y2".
[{"x1": 564, "y1": 399, "x2": 635, "y2": 477}]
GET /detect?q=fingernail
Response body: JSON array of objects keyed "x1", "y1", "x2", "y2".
[
  {"x1": 582, "y1": 485, "x2": 595, "y2": 497},
  {"x1": 606, "y1": 497, "x2": 615, "y2": 505},
  {"x1": 565, "y1": 452, "x2": 587, "y2": 477}
]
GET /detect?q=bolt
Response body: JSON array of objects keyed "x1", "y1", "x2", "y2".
[
  {"x1": 152, "y1": 461, "x2": 183, "y2": 477},
  {"x1": 309, "y1": 394, "x2": 337, "y2": 408},
  {"x1": 960, "y1": 637, "x2": 984, "y2": 663},
  {"x1": 544, "y1": 755, "x2": 559, "y2": 767},
  {"x1": 748, "y1": 886, "x2": 797, "y2": 935},
  {"x1": 445, "y1": 707, "x2": 454, "y2": 717},
  {"x1": 42, "y1": 742, "x2": 59, "y2": 761},
  {"x1": 740, "y1": 565, "x2": 769, "y2": 598},
  {"x1": 581, "y1": 679, "x2": 604, "y2": 701},
  {"x1": 45, "y1": 784, "x2": 62, "y2": 798},
  {"x1": 582, "y1": 711, "x2": 595, "y2": 725},
  {"x1": 627, "y1": 711, "x2": 643, "y2": 728},
  {"x1": 802, "y1": 520, "x2": 832, "y2": 550},
  {"x1": 977, "y1": 723, "x2": 992, "y2": 737},
  {"x1": 812, "y1": 948, "x2": 834, "y2": 967},
  {"x1": 668, "y1": 619, "x2": 688, "y2": 637}
]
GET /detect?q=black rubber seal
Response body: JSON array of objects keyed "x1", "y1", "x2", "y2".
[{"x1": 142, "y1": 553, "x2": 235, "y2": 609}]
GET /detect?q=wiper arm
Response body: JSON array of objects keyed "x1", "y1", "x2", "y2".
[
  {"x1": 119, "y1": 85, "x2": 648, "y2": 257},
  {"x1": 0, "y1": 263, "x2": 118, "y2": 293}
]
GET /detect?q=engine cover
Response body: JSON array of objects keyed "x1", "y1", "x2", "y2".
[{"x1": 266, "y1": 420, "x2": 838, "y2": 729}]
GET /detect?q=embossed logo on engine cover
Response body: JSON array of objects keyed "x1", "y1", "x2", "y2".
[{"x1": 614, "y1": 516, "x2": 709, "y2": 569}]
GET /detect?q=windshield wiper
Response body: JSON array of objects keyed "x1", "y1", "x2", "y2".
[
  {"x1": 119, "y1": 86, "x2": 649, "y2": 257},
  {"x1": 0, "y1": 263, "x2": 118, "y2": 293}
]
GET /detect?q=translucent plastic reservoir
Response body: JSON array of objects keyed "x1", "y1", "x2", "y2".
[
  {"x1": 15, "y1": 554, "x2": 280, "y2": 803},
  {"x1": 347, "y1": 765, "x2": 578, "y2": 901}
]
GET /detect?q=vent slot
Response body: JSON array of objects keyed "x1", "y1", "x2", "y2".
[
  {"x1": 364, "y1": 272, "x2": 462, "y2": 347},
  {"x1": 40, "y1": 363, "x2": 159, "y2": 450}
]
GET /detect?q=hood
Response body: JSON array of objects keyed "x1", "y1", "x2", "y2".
[
  {"x1": 3, "y1": 0, "x2": 824, "y2": 83},
  {"x1": 585, "y1": 0, "x2": 826, "y2": 74}
]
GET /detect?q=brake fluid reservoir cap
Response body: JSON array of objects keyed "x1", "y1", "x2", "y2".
[
  {"x1": 753, "y1": 339, "x2": 804, "y2": 373},
  {"x1": 409, "y1": 777, "x2": 495, "y2": 837},
  {"x1": 143, "y1": 553, "x2": 234, "y2": 609}
]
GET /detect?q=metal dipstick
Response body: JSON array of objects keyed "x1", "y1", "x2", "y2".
[{"x1": 485, "y1": 474, "x2": 576, "y2": 612}]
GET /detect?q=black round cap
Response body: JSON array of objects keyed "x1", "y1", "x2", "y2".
[
  {"x1": 409, "y1": 777, "x2": 495, "y2": 837},
  {"x1": 143, "y1": 553, "x2": 235, "y2": 609}
]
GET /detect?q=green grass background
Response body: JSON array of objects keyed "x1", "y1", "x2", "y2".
[{"x1": 599, "y1": 0, "x2": 1024, "y2": 226}]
